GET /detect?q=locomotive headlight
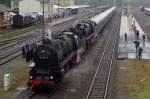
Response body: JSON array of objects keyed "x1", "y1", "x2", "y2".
[
  {"x1": 50, "y1": 76, "x2": 53, "y2": 79},
  {"x1": 61, "y1": 68, "x2": 64, "y2": 72},
  {"x1": 30, "y1": 76, "x2": 33, "y2": 79}
]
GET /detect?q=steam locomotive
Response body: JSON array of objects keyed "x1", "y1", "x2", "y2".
[{"x1": 27, "y1": 7, "x2": 116, "y2": 90}]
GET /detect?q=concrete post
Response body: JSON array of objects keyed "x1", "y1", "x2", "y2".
[{"x1": 4, "y1": 74, "x2": 10, "y2": 91}]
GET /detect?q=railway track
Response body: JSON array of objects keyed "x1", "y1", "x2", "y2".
[
  {"x1": 86, "y1": 12, "x2": 120, "y2": 99},
  {"x1": 23, "y1": 91, "x2": 46, "y2": 99},
  {"x1": 0, "y1": 11, "x2": 95, "y2": 50},
  {"x1": 0, "y1": 11, "x2": 97, "y2": 66},
  {"x1": 0, "y1": 26, "x2": 41, "y2": 41},
  {"x1": 0, "y1": 18, "x2": 76, "y2": 66},
  {"x1": 20, "y1": 84, "x2": 60, "y2": 99},
  {"x1": 0, "y1": 11, "x2": 95, "y2": 49},
  {"x1": 0, "y1": 17, "x2": 76, "y2": 48},
  {"x1": 0, "y1": 18, "x2": 75, "y2": 51},
  {"x1": 0, "y1": 10, "x2": 95, "y2": 47},
  {"x1": 0, "y1": 15, "x2": 77, "y2": 40}
]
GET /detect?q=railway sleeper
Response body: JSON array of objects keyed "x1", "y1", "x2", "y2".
[
  {"x1": 91, "y1": 90, "x2": 105, "y2": 95},
  {"x1": 89, "y1": 95, "x2": 104, "y2": 99}
]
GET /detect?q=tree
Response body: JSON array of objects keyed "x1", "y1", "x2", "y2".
[{"x1": 0, "y1": 0, "x2": 11, "y2": 7}]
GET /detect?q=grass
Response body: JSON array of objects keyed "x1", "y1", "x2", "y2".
[
  {"x1": 0, "y1": 24, "x2": 42, "y2": 39},
  {"x1": 0, "y1": 57, "x2": 30, "y2": 99},
  {"x1": 133, "y1": 60, "x2": 150, "y2": 99},
  {"x1": 117, "y1": 59, "x2": 150, "y2": 99},
  {"x1": 0, "y1": 26, "x2": 34, "y2": 36}
]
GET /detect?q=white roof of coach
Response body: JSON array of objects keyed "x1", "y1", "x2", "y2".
[
  {"x1": 90, "y1": 7, "x2": 116, "y2": 25},
  {"x1": 65, "y1": 5, "x2": 90, "y2": 9},
  {"x1": 145, "y1": 8, "x2": 150, "y2": 12}
]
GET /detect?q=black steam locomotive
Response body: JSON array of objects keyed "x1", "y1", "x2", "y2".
[{"x1": 27, "y1": 7, "x2": 116, "y2": 90}]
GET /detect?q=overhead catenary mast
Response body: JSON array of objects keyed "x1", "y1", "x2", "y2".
[
  {"x1": 42, "y1": 0, "x2": 45, "y2": 40},
  {"x1": 58, "y1": 0, "x2": 60, "y2": 15},
  {"x1": 114, "y1": 0, "x2": 116, "y2": 6}
]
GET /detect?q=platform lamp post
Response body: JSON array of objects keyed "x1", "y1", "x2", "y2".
[
  {"x1": 90, "y1": 0, "x2": 93, "y2": 8},
  {"x1": 58, "y1": 0, "x2": 60, "y2": 16},
  {"x1": 114, "y1": 0, "x2": 116, "y2": 6},
  {"x1": 42, "y1": 0, "x2": 45, "y2": 40},
  {"x1": 141, "y1": 0, "x2": 143, "y2": 6}
]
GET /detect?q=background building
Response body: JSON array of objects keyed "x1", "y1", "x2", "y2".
[
  {"x1": 19, "y1": 0, "x2": 41, "y2": 14},
  {"x1": 19, "y1": 0, "x2": 53, "y2": 17},
  {"x1": 0, "y1": 4, "x2": 11, "y2": 25},
  {"x1": 18, "y1": 0, "x2": 75, "y2": 17},
  {"x1": 53, "y1": 0, "x2": 75, "y2": 7},
  {"x1": 11, "y1": 0, "x2": 19, "y2": 9},
  {"x1": 0, "y1": 0, "x2": 11, "y2": 7}
]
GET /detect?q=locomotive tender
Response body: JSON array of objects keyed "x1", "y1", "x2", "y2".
[{"x1": 27, "y1": 7, "x2": 116, "y2": 90}]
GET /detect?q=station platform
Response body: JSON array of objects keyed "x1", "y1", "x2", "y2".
[
  {"x1": 50, "y1": 16, "x2": 75, "y2": 26},
  {"x1": 118, "y1": 15, "x2": 150, "y2": 59}
]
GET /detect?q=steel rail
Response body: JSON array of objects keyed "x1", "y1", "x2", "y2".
[
  {"x1": 86, "y1": 15, "x2": 119, "y2": 99},
  {"x1": 0, "y1": 18, "x2": 76, "y2": 66},
  {"x1": 86, "y1": 24, "x2": 114, "y2": 99},
  {"x1": 103, "y1": 24, "x2": 118, "y2": 99}
]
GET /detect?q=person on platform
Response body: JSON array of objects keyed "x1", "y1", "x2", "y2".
[
  {"x1": 21, "y1": 42, "x2": 29, "y2": 58},
  {"x1": 138, "y1": 47, "x2": 143, "y2": 59},
  {"x1": 124, "y1": 32, "x2": 127, "y2": 42},
  {"x1": 143, "y1": 34, "x2": 146, "y2": 41},
  {"x1": 133, "y1": 40, "x2": 140, "y2": 50},
  {"x1": 26, "y1": 45, "x2": 35, "y2": 62},
  {"x1": 21, "y1": 45, "x2": 26, "y2": 58},
  {"x1": 136, "y1": 30, "x2": 140, "y2": 40},
  {"x1": 133, "y1": 20, "x2": 135, "y2": 25}
]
